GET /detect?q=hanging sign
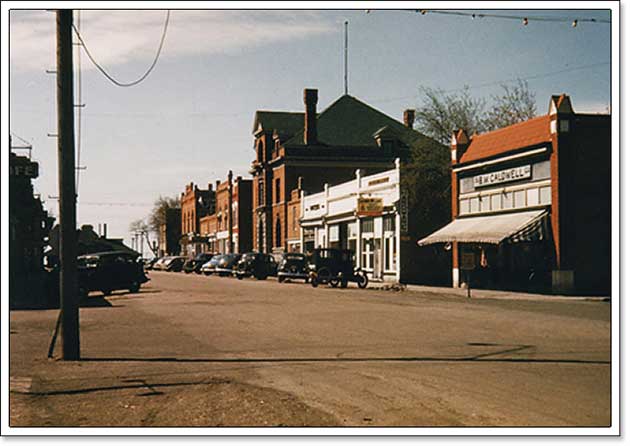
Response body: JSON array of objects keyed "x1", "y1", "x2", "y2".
[{"x1": 357, "y1": 197, "x2": 383, "y2": 216}]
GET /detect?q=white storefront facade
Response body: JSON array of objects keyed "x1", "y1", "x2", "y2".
[{"x1": 300, "y1": 161, "x2": 403, "y2": 283}]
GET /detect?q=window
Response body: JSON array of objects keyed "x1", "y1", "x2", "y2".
[
  {"x1": 292, "y1": 207, "x2": 297, "y2": 232},
  {"x1": 502, "y1": 191, "x2": 513, "y2": 209},
  {"x1": 257, "y1": 141, "x2": 264, "y2": 163},
  {"x1": 540, "y1": 186, "x2": 552, "y2": 205},
  {"x1": 514, "y1": 190, "x2": 526, "y2": 208},
  {"x1": 275, "y1": 178, "x2": 281, "y2": 203},
  {"x1": 459, "y1": 198, "x2": 470, "y2": 215},
  {"x1": 258, "y1": 181, "x2": 264, "y2": 206},
  {"x1": 527, "y1": 188, "x2": 539, "y2": 206},
  {"x1": 480, "y1": 195, "x2": 491, "y2": 212},
  {"x1": 491, "y1": 194, "x2": 501, "y2": 211},
  {"x1": 470, "y1": 197, "x2": 479, "y2": 214},
  {"x1": 383, "y1": 215, "x2": 395, "y2": 232},
  {"x1": 275, "y1": 218, "x2": 282, "y2": 247},
  {"x1": 361, "y1": 218, "x2": 374, "y2": 233},
  {"x1": 362, "y1": 238, "x2": 374, "y2": 270}
]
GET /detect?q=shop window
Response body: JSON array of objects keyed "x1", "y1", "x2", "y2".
[
  {"x1": 383, "y1": 215, "x2": 395, "y2": 232},
  {"x1": 362, "y1": 238, "x2": 374, "y2": 270},
  {"x1": 527, "y1": 188, "x2": 539, "y2": 206},
  {"x1": 491, "y1": 194, "x2": 501, "y2": 211},
  {"x1": 480, "y1": 195, "x2": 491, "y2": 212},
  {"x1": 384, "y1": 233, "x2": 396, "y2": 272},
  {"x1": 540, "y1": 186, "x2": 552, "y2": 205},
  {"x1": 361, "y1": 218, "x2": 374, "y2": 233},
  {"x1": 470, "y1": 197, "x2": 479, "y2": 214},
  {"x1": 502, "y1": 191, "x2": 513, "y2": 209},
  {"x1": 459, "y1": 198, "x2": 470, "y2": 215},
  {"x1": 329, "y1": 225, "x2": 339, "y2": 242},
  {"x1": 348, "y1": 222, "x2": 358, "y2": 238},
  {"x1": 514, "y1": 190, "x2": 526, "y2": 208}
]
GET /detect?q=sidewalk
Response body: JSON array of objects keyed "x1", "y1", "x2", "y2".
[{"x1": 368, "y1": 282, "x2": 610, "y2": 303}]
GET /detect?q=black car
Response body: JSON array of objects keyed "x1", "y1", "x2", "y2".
[
  {"x1": 234, "y1": 252, "x2": 277, "y2": 280},
  {"x1": 183, "y1": 252, "x2": 215, "y2": 274},
  {"x1": 214, "y1": 253, "x2": 242, "y2": 276},
  {"x1": 163, "y1": 256, "x2": 187, "y2": 272},
  {"x1": 308, "y1": 248, "x2": 368, "y2": 288},
  {"x1": 77, "y1": 251, "x2": 150, "y2": 297},
  {"x1": 277, "y1": 253, "x2": 309, "y2": 283}
]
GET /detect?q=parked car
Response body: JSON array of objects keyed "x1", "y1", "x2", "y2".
[
  {"x1": 151, "y1": 256, "x2": 171, "y2": 271},
  {"x1": 183, "y1": 252, "x2": 215, "y2": 274},
  {"x1": 77, "y1": 251, "x2": 150, "y2": 297},
  {"x1": 200, "y1": 254, "x2": 224, "y2": 275},
  {"x1": 214, "y1": 253, "x2": 242, "y2": 276},
  {"x1": 163, "y1": 256, "x2": 187, "y2": 272},
  {"x1": 277, "y1": 252, "x2": 309, "y2": 283},
  {"x1": 234, "y1": 252, "x2": 277, "y2": 280},
  {"x1": 143, "y1": 257, "x2": 159, "y2": 271},
  {"x1": 308, "y1": 248, "x2": 368, "y2": 288}
]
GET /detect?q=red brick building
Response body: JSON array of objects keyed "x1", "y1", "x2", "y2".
[
  {"x1": 250, "y1": 88, "x2": 434, "y2": 254},
  {"x1": 419, "y1": 95, "x2": 611, "y2": 295},
  {"x1": 203, "y1": 171, "x2": 253, "y2": 254},
  {"x1": 180, "y1": 182, "x2": 215, "y2": 256}
]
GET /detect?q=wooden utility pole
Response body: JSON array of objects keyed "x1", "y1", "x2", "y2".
[{"x1": 56, "y1": 9, "x2": 80, "y2": 360}]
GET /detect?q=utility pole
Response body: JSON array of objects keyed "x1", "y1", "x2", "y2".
[
  {"x1": 56, "y1": 9, "x2": 80, "y2": 360},
  {"x1": 228, "y1": 170, "x2": 234, "y2": 254},
  {"x1": 344, "y1": 20, "x2": 348, "y2": 95}
]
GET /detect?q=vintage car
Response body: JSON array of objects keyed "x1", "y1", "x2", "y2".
[
  {"x1": 214, "y1": 253, "x2": 242, "y2": 276},
  {"x1": 308, "y1": 248, "x2": 368, "y2": 288},
  {"x1": 163, "y1": 256, "x2": 187, "y2": 272},
  {"x1": 200, "y1": 254, "x2": 223, "y2": 275},
  {"x1": 234, "y1": 252, "x2": 277, "y2": 280},
  {"x1": 183, "y1": 252, "x2": 215, "y2": 274},
  {"x1": 77, "y1": 251, "x2": 149, "y2": 297},
  {"x1": 277, "y1": 252, "x2": 309, "y2": 283}
]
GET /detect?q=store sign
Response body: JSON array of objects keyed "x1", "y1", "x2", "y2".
[
  {"x1": 399, "y1": 189, "x2": 409, "y2": 234},
  {"x1": 10, "y1": 161, "x2": 39, "y2": 178},
  {"x1": 357, "y1": 197, "x2": 383, "y2": 216},
  {"x1": 473, "y1": 165, "x2": 531, "y2": 188},
  {"x1": 368, "y1": 177, "x2": 390, "y2": 187}
]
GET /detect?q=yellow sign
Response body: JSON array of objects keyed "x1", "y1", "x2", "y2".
[{"x1": 357, "y1": 197, "x2": 383, "y2": 216}]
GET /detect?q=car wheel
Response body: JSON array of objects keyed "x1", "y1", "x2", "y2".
[
  {"x1": 317, "y1": 267, "x2": 332, "y2": 285},
  {"x1": 278, "y1": 276, "x2": 285, "y2": 283},
  {"x1": 330, "y1": 278, "x2": 339, "y2": 288},
  {"x1": 184, "y1": 270, "x2": 192, "y2": 274},
  {"x1": 340, "y1": 279, "x2": 348, "y2": 289},
  {"x1": 237, "y1": 275, "x2": 243, "y2": 280},
  {"x1": 357, "y1": 272, "x2": 368, "y2": 289},
  {"x1": 129, "y1": 281, "x2": 140, "y2": 293}
]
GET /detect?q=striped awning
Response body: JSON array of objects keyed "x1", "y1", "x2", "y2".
[{"x1": 418, "y1": 210, "x2": 549, "y2": 246}]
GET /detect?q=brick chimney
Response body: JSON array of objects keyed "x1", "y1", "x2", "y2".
[
  {"x1": 450, "y1": 129, "x2": 470, "y2": 165},
  {"x1": 303, "y1": 88, "x2": 318, "y2": 145},
  {"x1": 403, "y1": 109, "x2": 415, "y2": 129}
]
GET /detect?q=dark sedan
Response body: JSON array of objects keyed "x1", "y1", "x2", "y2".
[
  {"x1": 277, "y1": 252, "x2": 309, "y2": 283},
  {"x1": 183, "y1": 252, "x2": 215, "y2": 274},
  {"x1": 234, "y1": 252, "x2": 277, "y2": 280}
]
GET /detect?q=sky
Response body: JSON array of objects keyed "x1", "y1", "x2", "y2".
[{"x1": 7, "y1": 4, "x2": 613, "y2": 254}]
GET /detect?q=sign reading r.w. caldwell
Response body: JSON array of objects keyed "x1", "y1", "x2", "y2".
[{"x1": 473, "y1": 165, "x2": 531, "y2": 188}]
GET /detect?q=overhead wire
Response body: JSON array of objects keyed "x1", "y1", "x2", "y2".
[
  {"x1": 400, "y1": 9, "x2": 611, "y2": 25},
  {"x1": 367, "y1": 61, "x2": 611, "y2": 104},
  {"x1": 72, "y1": 10, "x2": 170, "y2": 87}
]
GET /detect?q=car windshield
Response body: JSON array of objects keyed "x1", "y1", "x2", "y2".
[
  {"x1": 243, "y1": 253, "x2": 257, "y2": 260},
  {"x1": 284, "y1": 254, "x2": 305, "y2": 261}
]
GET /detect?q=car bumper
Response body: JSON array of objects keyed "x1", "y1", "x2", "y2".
[{"x1": 277, "y1": 271, "x2": 308, "y2": 279}]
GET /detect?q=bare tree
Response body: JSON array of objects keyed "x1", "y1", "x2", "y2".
[
  {"x1": 414, "y1": 80, "x2": 537, "y2": 145},
  {"x1": 148, "y1": 195, "x2": 180, "y2": 234}
]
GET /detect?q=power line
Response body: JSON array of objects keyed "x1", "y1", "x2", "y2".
[
  {"x1": 367, "y1": 61, "x2": 611, "y2": 104},
  {"x1": 398, "y1": 9, "x2": 611, "y2": 25},
  {"x1": 72, "y1": 10, "x2": 170, "y2": 87}
]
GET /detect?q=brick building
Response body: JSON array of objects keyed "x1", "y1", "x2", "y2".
[
  {"x1": 201, "y1": 171, "x2": 253, "y2": 254},
  {"x1": 250, "y1": 88, "x2": 435, "y2": 254},
  {"x1": 180, "y1": 182, "x2": 215, "y2": 257},
  {"x1": 419, "y1": 95, "x2": 611, "y2": 295}
]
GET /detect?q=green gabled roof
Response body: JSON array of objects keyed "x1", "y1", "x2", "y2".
[
  {"x1": 283, "y1": 95, "x2": 438, "y2": 150},
  {"x1": 252, "y1": 111, "x2": 304, "y2": 136}
]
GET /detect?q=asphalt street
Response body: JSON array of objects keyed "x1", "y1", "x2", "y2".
[{"x1": 9, "y1": 271, "x2": 611, "y2": 428}]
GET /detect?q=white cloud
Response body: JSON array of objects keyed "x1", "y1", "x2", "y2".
[{"x1": 9, "y1": 10, "x2": 336, "y2": 73}]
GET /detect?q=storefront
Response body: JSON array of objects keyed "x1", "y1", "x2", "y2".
[
  {"x1": 301, "y1": 163, "x2": 402, "y2": 282},
  {"x1": 419, "y1": 95, "x2": 611, "y2": 295}
]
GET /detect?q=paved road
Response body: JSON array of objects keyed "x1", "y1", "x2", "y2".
[{"x1": 9, "y1": 271, "x2": 611, "y2": 427}]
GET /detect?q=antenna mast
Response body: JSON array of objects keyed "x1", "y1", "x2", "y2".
[{"x1": 344, "y1": 20, "x2": 348, "y2": 95}]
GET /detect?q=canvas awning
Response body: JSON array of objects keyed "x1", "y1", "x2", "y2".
[{"x1": 417, "y1": 210, "x2": 549, "y2": 246}]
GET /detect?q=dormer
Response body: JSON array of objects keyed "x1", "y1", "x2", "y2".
[
  {"x1": 373, "y1": 126, "x2": 397, "y2": 155},
  {"x1": 548, "y1": 94, "x2": 574, "y2": 135}
]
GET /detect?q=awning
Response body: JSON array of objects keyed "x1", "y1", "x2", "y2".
[{"x1": 418, "y1": 210, "x2": 549, "y2": 246}]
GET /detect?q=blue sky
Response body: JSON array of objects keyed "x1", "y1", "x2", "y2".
[{"x1": 8, "y1": 6, "x2": 613, "y2": 252}]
